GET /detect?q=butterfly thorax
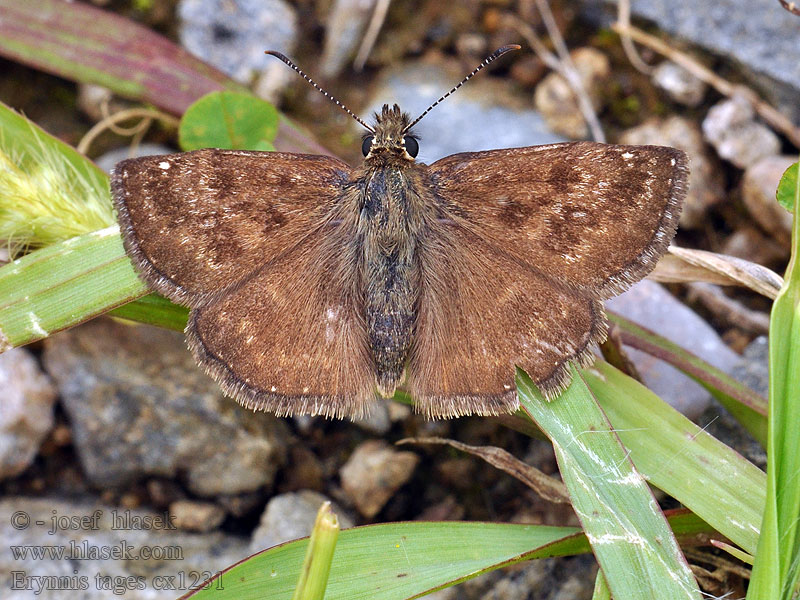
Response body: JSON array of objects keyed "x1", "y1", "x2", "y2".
[{"x1": 357, "y1": 105, "x2": 428, "y2": 397}]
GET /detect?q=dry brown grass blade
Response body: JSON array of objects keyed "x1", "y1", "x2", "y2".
[
  {"x1": 611, "y1": 22, "x2": 800, "y2": 149},
  {"x1": 397, "y1": 436, "x2": 570, "y2": 504},
  {"x1": 650, "y1": 246, "x2": 783, "y2": 299},
  {"x1": 507, "y1": 7, "x2": 606, "y2": 142}
]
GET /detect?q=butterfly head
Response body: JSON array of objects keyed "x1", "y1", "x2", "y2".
[{"x1": 361, "y1": 104, "x2": 419, "y2": 163}]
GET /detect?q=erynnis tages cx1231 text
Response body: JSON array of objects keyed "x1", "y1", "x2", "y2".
[{"x1": 111, "y1": 46, "x2": 687, "y2": 419}]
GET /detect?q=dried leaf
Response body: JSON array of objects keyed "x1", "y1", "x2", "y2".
[{"x1": 650, "y1": 246, "x2": 783, "y2": 299}]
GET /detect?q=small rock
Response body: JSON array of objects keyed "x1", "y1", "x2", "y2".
[
  {"x1": 741, "y1": 154, "x2": 796, "y2": 246},
  {"x1": 42, "y1": 320, "x2": 289, "y2": 497},
  {"x1": 363, "y1": 61, "x2": 567, "y2": 164},
  {"x1": 702, "y1": 95, "x2": 781, "y2": 168},
  {"x1": 533, "y1": 47, "x2": 611, "y2": 139},
  {"x1": 606, "y1": 280, "x2": 741, "y2": 419},
  {"x1": 353, "y1": 401, "x2": 391, "y2": 434},
  {"x1": 387, "y1": 401, "x2": 412, "y2": 422},
  {"x1": 721, "y1": 227, "x2": 788, "y2": 267},
  {"x1": 169, "y1": 499, "x2": 226, "y2": 532},
  {"x1": 76, "y1": 83, "x2": 115, "y2": 122},
  {"x1": 652, "y1": 61, "x2": 707, "y2": 107},
  {"x1": 510, "y1": 55, "x2": 548, "y2": 88},
  {"x1": 460, "y1": 554, "x2": 595, "y2": 600},
  {"x1": 178, "y1": 0, "x2": 298, "y2": 85},
  {"x1": 281, "y1": 445, "x2": 325, "y2": 492},
  {"x1": 250, "y1": 490, "x2": 354, "y2": 552},
  {"x1": 0, "y1": 347, "x2": 57, "y2": 480},
  {"x1": 417, "y1": 495, "x2": 465, "y2": 521},
  {"x1": 215, "y1": 490, "x2": 265, "y2": 518},
  {"x1": 146, "y1": 478, "x2": 186, "y2": 509},
  {"x1": 455, "y1": 33, "x2": 489, "y2": 58},
  {"x1": 340, "y1": 439, "x2": 420, "y2": 518},
  {"x1": 619, "y1": 116, "x2": 724, "y2": 229}
]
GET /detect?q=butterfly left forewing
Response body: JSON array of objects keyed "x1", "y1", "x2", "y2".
[{"x1": 428, "y1": 141, "x2": 686, "y2": 299}]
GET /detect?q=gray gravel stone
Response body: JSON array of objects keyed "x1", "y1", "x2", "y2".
[
  {"x1": 0, "y1": 348, "x2": 57, "y2": 480},
  {"x1": 178, "y1": 0, "x2": 298, "y2": 85},
  {"x1": 339, "y1": 439, "x2": 419, "y2": 518},
  {"x1": 42, "y1": 320, "x2": 288, "y2": 497},
  {"x1": 652, "y1": 61, "x2": 707, "y2": 107},
  {"x1": 741, "y1": 154, "x2": 796, "y2": 246},
  {"x1": 169, "y1": 499, "x2": 226, "y2": 533},
  {"x1": 606, "y1": 280, "x2": 741, "y2": 419},
  {"x1": 250, "y1": 490, "x2": 354, "y2": 552},
  {"x1": 533, "y1": 47, "x2": 611, "y2": 139},
  {"x1": 702, "y1": 96, "x2": 781, "y2": 169},
  {"x1": 585, "y1": 0, "x2": 800, "y2": 119}
]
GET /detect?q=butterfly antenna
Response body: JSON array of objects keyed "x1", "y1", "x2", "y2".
[
  {"x1": 266, "y1": 50, "x2": 375, "y2": 133},
  {"x1": 405, "y1": 44, "x2": 521, "y2": 132}
]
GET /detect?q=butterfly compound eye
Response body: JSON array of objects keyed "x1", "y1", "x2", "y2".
[
  {"x1": 404, "y1": 135, "x2": 419, "y2": 158},
  {"x1": 361, "y1": 136, "x2": 374, "y2": 157}
]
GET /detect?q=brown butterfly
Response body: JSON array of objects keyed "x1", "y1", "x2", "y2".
[{"x1": 111, "y1": 46, "x2": 687, "y2": 419}]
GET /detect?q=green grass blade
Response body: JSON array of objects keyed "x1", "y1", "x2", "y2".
[
  {"x1": 0, "y1": 0, "x2": 244, "y2": 116},
  {"x1": 609, "y1": 312, "x2": 767, "y2": 445},
  {"x1": 0, "y1": 227, "x2": 148, "y2": 348},
  {"x1": 518, "y1": 366, "x2": 701, "y2": 600},
  {"x1": 0, "y1": 101, "x2": 114, "y2": 251},
  {"x1": 292, "y1": 503, "x2": 339, "y2": 600},
  {"x1": 108, "y1": 294, "x2": 188, "y2": 332},
  {"x1": 179, "y1": 522, "x2": 586, "y2": 600},
  {"x1": 584, "y1": 361, "x2": 765, "y2": 555},
  {"x1": 748, "y1": 160, "x2": 800, "y2": 599},
  {"x1": 592, "y1": 572, "x2": 611, "y2": 600}
]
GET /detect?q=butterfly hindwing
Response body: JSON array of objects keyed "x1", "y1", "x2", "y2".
[
  {"x1": 112, "y1": 149, "x2": 352, "y2": 307},
  {"x1": 186, "y1": 224, "x2": 376, "y2": 419},
  {"x1": 408, "y1": 223, "x2": 606, "y2": 418}
]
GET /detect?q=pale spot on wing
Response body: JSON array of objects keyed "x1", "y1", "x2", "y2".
[
  {"x1": 325, "y1": 307, "x2": 341, "y2": 343},
  {"x1": 159, "y1": 161, "x2": 170, "y2": 170},
  {"x1": 621, "y1": 151, "x2": 634, "y2": 160}
]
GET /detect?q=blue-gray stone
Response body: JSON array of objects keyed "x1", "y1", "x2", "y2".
[
  {"x1": 178, "y1": 0, "x2": 297, "y2": 84},
  {"x1": 586, "y1": 1, "x2": 800, "y2": 116}
]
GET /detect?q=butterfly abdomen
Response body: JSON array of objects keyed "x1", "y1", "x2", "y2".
[{"x1": 360, "y1": 167, "x2": 425, "y2": 397}]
